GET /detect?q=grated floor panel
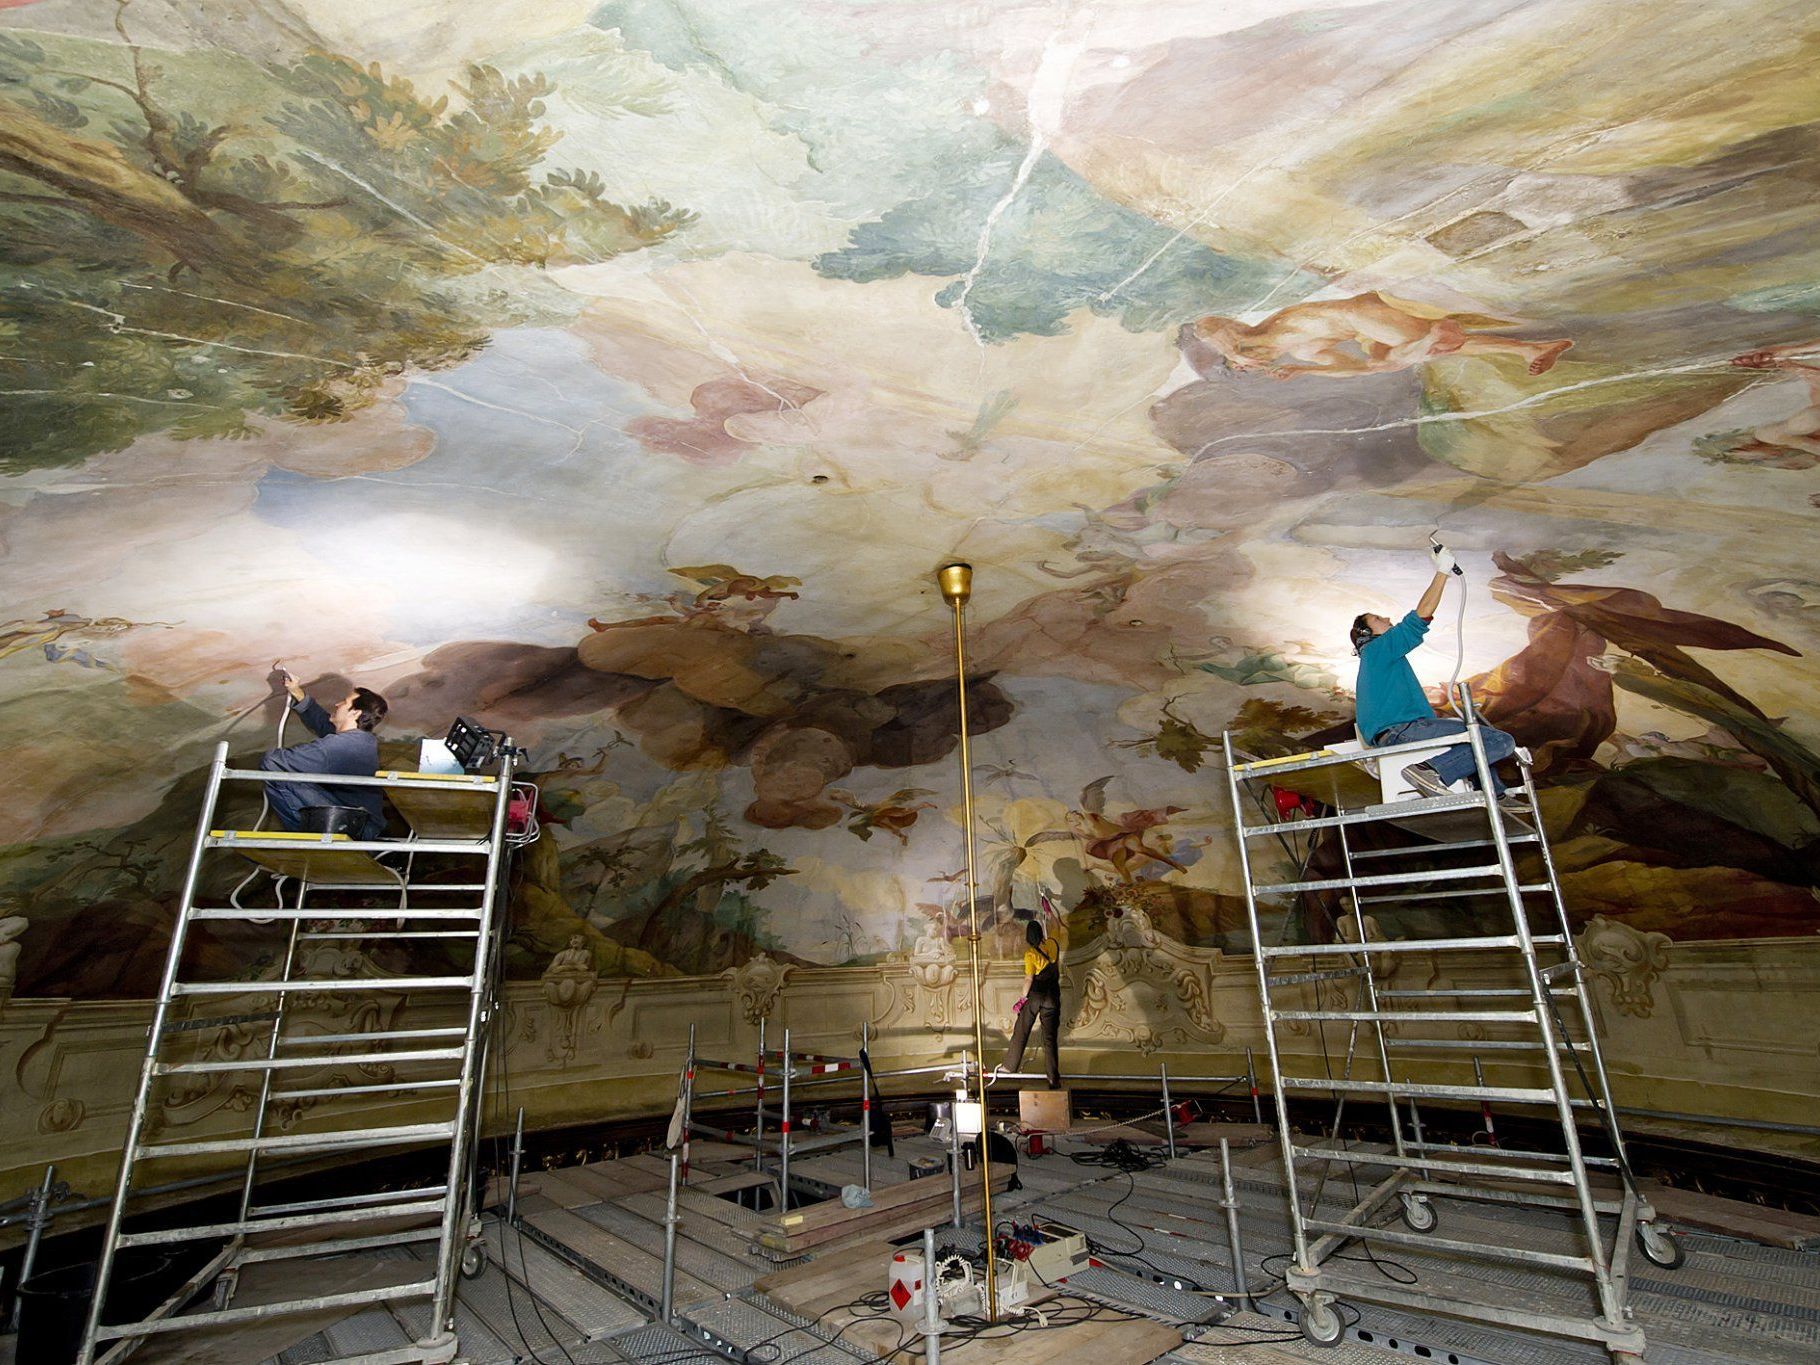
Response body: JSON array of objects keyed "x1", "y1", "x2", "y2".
[{"x1": 246, "y1": 1133, "x2": 1820, "y2": 1365}]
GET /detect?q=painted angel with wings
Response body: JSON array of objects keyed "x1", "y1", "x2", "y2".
[{"x1": 1066, "y1": 776, "x2": 1187, "y2": 884}]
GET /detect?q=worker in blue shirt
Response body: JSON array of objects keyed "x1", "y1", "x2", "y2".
[
  {"x1": 260, "y1": 665, "x2": 389, "y2": 839},
  {"x1": 1351, "y1": 546, "x2": 1517, "y2": 800}
]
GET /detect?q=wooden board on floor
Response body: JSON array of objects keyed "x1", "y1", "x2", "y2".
[
  {"x1": 758, "y1": 1169, "x2": 1012, "y2": 1253},
  {"x1": 1644, "y1": 1179, "x2": 1820, "y2": 1250},
  {"x1": 531, "y1": 1166, "x2": 613, "y2": 1210},
  {"x1": 758, "y1": 1237, "x2": 1182, "y2": 1363}
]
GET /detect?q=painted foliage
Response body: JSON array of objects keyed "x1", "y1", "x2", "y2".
[{"x1": 2, "y1": 0, "x2": 1818, "y2": 998}]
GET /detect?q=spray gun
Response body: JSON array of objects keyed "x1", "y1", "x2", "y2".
[{"x1": 1429, "y1": 534, "x2": 1464, "y2": 576}]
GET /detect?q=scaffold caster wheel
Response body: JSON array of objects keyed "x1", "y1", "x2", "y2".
[
  {"x1": 1399, "y1": 1193, "x2": 1437, "y2": 1233},
  {"x1": 1299, "y1": 1297, "x2": 1345, "y2": 1348},
  {"x1": 1635, "y1": 1222, "x2": 1684, "y2": 1270},
  {"x1": 460, "y1": 1240, "x2": 488, "y2": 1279}
]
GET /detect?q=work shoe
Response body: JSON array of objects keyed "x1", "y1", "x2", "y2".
[{"x1": 1401, "y1": 763, "x2": 1455, "y2": 800}]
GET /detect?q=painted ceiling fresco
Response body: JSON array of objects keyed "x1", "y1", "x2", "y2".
[{"x1": 3, "y1": 0, "x2": 1820, "y2": 999}]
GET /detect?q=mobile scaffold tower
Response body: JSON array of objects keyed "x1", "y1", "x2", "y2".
[
  {"x1": 77, "y1": 739, "x2": 517, "y2": 1365},
  {"x1": 1222, "y1": 689, "x2": 1683, "y2": 1360}
]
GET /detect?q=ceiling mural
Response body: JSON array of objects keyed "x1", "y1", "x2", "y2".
[{"x1": 3, "y1": 0, "x2": 1819, "y2": 998}]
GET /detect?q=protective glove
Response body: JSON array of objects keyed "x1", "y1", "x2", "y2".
[
  {"x1": 1012, "y1": 996, "x2": 1026, "y2": 1014},
  {"x1": 1429, "y1": 541, "x2": 1459, "y2": 576}
]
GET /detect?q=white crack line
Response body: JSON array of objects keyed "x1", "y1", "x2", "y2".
[
  {"x1": 1186, "y1": 357, "x2": 1770, "y2": 460},
  {"x1": 954, "y1": 32, "x2": 1084, "y2": 357},
  {"x1": 56, "y1": 299, "x2": 354, "y2": 368},
  {"x1": 296, "y1": 151, "x2": 497, "y2": 270},
  {"x1": 656, "y1": 275, "x2": 817, "y2": 428},
  {"x1": 120, "y1": 283, "x2": 313, "y2": 325},
  {"x1": 408, "y1": 376, "x2": 584, "y2": 436}
]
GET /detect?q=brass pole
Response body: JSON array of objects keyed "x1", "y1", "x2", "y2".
[{"x1": 937, "y1": 561, "x2": 998, "y2": 1320}]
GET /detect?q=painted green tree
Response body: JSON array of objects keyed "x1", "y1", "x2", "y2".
[{"x1": 0, "y1": 3, "x2": 692, "y2": 470}]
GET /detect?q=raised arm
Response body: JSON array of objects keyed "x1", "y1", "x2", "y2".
[{"x1": 1414, "y1": 570, "x2": 1449, "y2": 620}]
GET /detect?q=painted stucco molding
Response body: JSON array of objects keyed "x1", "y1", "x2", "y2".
[
  {"x1": 542, "y1": 935, "x2": 600, "y2": 1065},
  {"x1": 1068, "y1": 905, "x2": 1226, "y2": 1053},
  {"x1": 1578, "y1": 916, "x2": 1672, "y2": 1019},
  {"x1": 721, "y1": 952, "x2": 792, "y2": 1026}
]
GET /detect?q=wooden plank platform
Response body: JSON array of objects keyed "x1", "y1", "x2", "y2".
[
  {"x1": 1644, "y1": 1179, "x2": 1820, "y2": 1251},
  {"x1": 757, "y1": 1168, "x2": 1013, "y2": 1253}
]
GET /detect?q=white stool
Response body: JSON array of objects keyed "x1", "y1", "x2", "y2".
[{"x1": 1333, "y1": 734, "x2": 1458, "y2": 804}]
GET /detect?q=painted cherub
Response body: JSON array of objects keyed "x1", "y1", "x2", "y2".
[
  {"x1": 1066, "y1": 776, "x2": 1186, "y2": 883},
  {"x1": 669, "y1": 565, "x2": 802, "y2": 608},
  {"x1": 1188, "y1": 292, "x2": 1572, "y2": 379},
  {"x1": 829, "y1": 787, "x2": 937, "y2": 844},
  {"x1": 586, "y1": 565, "x2": 802, "y2": 634}
]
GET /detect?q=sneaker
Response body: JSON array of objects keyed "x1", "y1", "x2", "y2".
[{"x1": 1401, "y1": 763, "x2": 1454, "y2": 800}]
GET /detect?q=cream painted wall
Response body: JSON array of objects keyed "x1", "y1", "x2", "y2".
[{"x1": 6, "y1": 928, "x2": 1814, "y2": 1244}]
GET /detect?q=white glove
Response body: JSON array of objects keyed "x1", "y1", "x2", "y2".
[{"x1": 1429, "y1": 542, "x2": 1457, "y2": 575}]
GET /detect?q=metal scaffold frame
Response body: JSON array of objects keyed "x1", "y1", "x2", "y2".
[
  {"x1": 1223, "y1": 689, "x2": 1683, "y2": 1361},
  {"x1": 77, "y1": 739, "x2": 518, "y2": 1365},
  {"x1": 682, "y1": 1020, "x2": 879, "y2": 1202}
]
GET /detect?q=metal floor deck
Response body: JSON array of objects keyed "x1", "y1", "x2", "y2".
[{"x1": 211, "y1": 1129, "x2": 1820, "y2": 1365}]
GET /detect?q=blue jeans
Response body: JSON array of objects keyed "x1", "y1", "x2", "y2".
[
  {"x1": 1374, "y1": 716, "x2": 1517, "y2": 795},
  {"x1": 259, "y1": 766, "x2": 383, "y2": 839}
]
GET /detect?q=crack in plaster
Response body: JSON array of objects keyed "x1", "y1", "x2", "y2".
[
  {"x1": 296, "y1": 151, "x2": 496, "y2": 269},
  {"x1": 955, "y1": 31, "x2": 1084, "y2": 358},
  {"x1": 1186, "y1": 354, "x2": 1773, "y2": 461},
  {"x1": 56, "y1": 299, "x2": 354, "y2": 369}
]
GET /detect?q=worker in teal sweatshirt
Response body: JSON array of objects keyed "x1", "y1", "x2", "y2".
[{"x1": 1350, "y1": 545, "x2": 1517, "y2": 800}]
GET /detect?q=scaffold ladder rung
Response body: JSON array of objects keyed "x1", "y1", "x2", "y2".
[
  {"x1": 92, "y1": 1281, "x2": 438, "y2": 1342},
  {"x1": 1278, "y1": 1076, "x2": 1557, "y2": 1103},
  {"x1": 1407, "y1": 1139, "x2": 1619, "y2": 1169},
  {"x1": 250, "y1": 1183, "x2": 447, "y2": 1218},
  {"x1": 157, "y1": 1046, "x2": 464, "y2": 1074},
  {"x1": 170, "y1": 974, "x2": 474, "y2": 995},
  {"x1": 1255, "y1": 862, "x2": 1507, "y2": 896},
  {"x1": 1383, "y1": 1037, "x2": 1591, "y2": 1053},
  {"x1": 188, "y1": 906, "x2": 487, "y2": 921},
  {"x1": 115, "y1": 1197, "x2": 445, "y2": 1247},
  {"x1": 1300, "y1": 1217, "x2": 1596, "y2": 1272},
  {"x1": 1357, "y1": 883, "x2": 1551, "y2": 903},
  {"x1": 1290, "y1": 1145, "x2": 1577, "y2": 1185},
  {"x1": 1260, "y1": 935, "x2": 1524, "y2": 957},
  {"x1": 272, "y1": 1077, "x2": 464, "y2": 1100},
  {"x1": 1351, "y1": 834, "x2": 1538, "y2": 859},
  {"x1": 276, "y1": 1025, "x2": 469, "y2": 1046},
  {"x1": 136, "y1": 1120, "x2": 455, "y2": 1158},
  {"x1": 1273, "y1": 1008, "x2": 1535, "y2": 1024}
]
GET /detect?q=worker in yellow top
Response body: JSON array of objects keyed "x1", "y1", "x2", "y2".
[{"x1": 1002, "y1": 893, "x2": 1068, "y2": 1088}]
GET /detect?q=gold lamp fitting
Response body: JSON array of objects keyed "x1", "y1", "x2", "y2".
[{"x1": 937, "y1": 562, "x2": 973, "y2": 606}]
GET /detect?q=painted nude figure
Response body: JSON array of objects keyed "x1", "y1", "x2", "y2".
[
  {"x1": 1189, "y1": 292, "x2": 1573, "y2": 379},
  {"x1": 1702, "y1": 344, "x2": 1820, "y2": 467}
]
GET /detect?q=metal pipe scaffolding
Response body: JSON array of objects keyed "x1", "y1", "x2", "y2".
[{"x1": 938, "y1": 561, "x2": 998, "y2": 1321}]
